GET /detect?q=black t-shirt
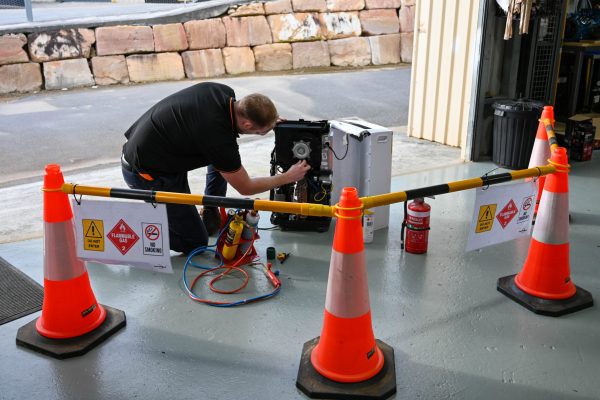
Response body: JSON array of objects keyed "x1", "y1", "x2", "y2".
[{"x1": 123, "y1": 82, "x2": 241, "y2": 175}]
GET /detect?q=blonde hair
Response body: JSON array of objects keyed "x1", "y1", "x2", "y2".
[{"x1": 237, "y1": 93, "x2": 278, "y2": 128}]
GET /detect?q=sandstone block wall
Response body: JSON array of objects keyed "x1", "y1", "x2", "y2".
[{"x1": 0, "y1": 0, "x2": 415, "y2": 95}]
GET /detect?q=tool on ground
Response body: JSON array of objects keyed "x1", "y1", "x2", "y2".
[
  {"x1": 264, "y1": 262, "x2": 281, "y2": 289},
  {"x1": 277, "y1": 252, "x2": 290, "y2": 264}
]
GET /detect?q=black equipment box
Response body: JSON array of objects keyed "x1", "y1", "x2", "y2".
[
  {"x1": 565, "y1": 119, "x2": 596, "y2": 161},
  {"x1": 269, "y1": 120, "x2": 332, "y2": 232},
  {"x1": 566, "y1": 118, "x2": 595, "y2": 161}
]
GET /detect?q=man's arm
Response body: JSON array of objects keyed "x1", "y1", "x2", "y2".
[{"x1": 220, "y1": 160, "x2": 310, "y2": 196}]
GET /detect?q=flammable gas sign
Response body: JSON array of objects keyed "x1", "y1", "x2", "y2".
[
  {"x1": 73, "y1": 199, "x2": 172, "y2": 273},
  {"x1": 466, "y1": 181, "x2": 537, "y2": 252}
]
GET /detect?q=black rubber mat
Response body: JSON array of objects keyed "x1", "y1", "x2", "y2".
[{"x1": 0, "y1": 257, "x2": 43, "y2": 326}]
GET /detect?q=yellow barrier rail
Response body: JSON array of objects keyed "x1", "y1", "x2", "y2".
[{"x1": 62, "y1": 163, "x2": 556, "y2": 217}]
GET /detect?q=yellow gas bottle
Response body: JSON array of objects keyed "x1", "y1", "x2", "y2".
[{"x1": 222, "y1": 214, "x2": 244, "y2": 261}]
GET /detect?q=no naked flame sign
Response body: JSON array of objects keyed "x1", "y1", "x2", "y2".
[{"x1": 108, "y1": 219, "x2": 139, "y2": 255}]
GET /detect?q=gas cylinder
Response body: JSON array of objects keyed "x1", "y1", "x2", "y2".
[
  {"x1": 405, "y1": 198, "x2": 431, "y2": 254},
  {"x1": 240, "y1": 211, "x2": 260, "y2": 254},
  {"x1": 222, "y1": 213, "x2": 244, "y2": 261}
]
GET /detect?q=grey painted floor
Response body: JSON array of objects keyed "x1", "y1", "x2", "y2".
[{"x1": 0, "y1": 153, "x2": 599, "y2": 400}]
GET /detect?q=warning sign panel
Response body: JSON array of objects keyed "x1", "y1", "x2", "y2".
[
  {"x1": 496, "y1": 199, "x2": 518, "y2": 229},
  {"x1": 142, "y1": 223, "x2": 164, "y2": 256},
  {"x1": 476, "y1": 204, "x2": 497, "y2": 233},
  {"x1": 466, "y1": 181, "x2": 537, "y2": 252},
  {"x1": 83, "y1": 219, "x2": 104, "y2": 251},
  {"x1": 107, "y1": 219, "x2": 139, "y2": 255},
  {"x1": 72, "y1": 199, "x2": 172, "y2": 273}
]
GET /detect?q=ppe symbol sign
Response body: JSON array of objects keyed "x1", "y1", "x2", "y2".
[
  {"x1": 108, "y1": 219, "x2": 139, "y2": 255},
  {"x1": 142, "y1": 223, "x2": 164, "y2": 256},
  {"x1": 83, "y1": 219, "x2": 104, "y2": 251},
  {"x1": 476, "y1": 204, "x2": 497, "y2": 233}
]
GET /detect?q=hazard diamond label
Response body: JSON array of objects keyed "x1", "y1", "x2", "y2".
[
  {"x1": 496, "y1": 199, "x2": 518, "y2": 229},
  {"x1": 107, "y1": 219, "x2": 139, "y2": 255}
]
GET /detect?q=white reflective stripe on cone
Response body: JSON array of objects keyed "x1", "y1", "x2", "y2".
[
  {"x1": 44, "y1": 221, "x2": 87, "y2": 281},
  {"x1": 325, "y1": 250, "x2": 370, "y2": 318},
  {"x1": 527, "y1": 139, "x2": 551, "y2": 168},
  {"x1": 532, "y1": 191, "x2": 569, "y2": 245}
]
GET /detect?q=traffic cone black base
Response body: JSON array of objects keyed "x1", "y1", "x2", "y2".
[
  {"x1": 497, "y1": 275, "x2": 593, "y2": 317},
  {"x1": 296, "y1": 338, "x2": 396, "y2": 400},
  {"x1": 16, "y1": 305, "x2": 126, "y2": 359}
]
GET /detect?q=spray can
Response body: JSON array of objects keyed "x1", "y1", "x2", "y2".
[
  {"x1": 363, "y1": 211, "x2": 374, "y2": 244},
  {"x1": 240, "y1": 211, "x2": 260, "y2": 254},
  {"x1": 222, "y1": 213, "x2": 244, "y2": 261}
]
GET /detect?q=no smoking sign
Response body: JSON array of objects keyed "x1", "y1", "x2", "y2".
[
  {"x1": 142, "y1": 223, "x2": 164, "y2": 256},
  {"x1": 145, "y1": 224, "x2": 160, "y2": 240}
]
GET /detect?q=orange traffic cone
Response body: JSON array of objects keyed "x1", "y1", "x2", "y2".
[
  {"x1": 497, "y1": 148, "x2": 593, "y2": 316},
  {"x1": 16, "y1": 164, "x2": 126, "y2": 359},
  {"x1": 527, "y1": 106, "x2": 554, "y2": 218},
  {"x1": 296, "y1": 187, "x2": 396, "y2": 399}
]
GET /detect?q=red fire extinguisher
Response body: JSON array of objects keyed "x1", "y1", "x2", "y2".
[{"x1": 401, "y1": 197, "x2": 431, "y2": 254}]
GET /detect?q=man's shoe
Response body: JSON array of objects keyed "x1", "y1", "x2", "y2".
[{"x1": 201, "y1": 207, "x2": 222, "y2": 236}]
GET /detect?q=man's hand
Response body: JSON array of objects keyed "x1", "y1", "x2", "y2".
[
  {"x1": 221, "y1": 160, "x2": 310, "y2": 196},
  {"x1": 285, "y1": 160, "x2": 311, "y2": 183}
]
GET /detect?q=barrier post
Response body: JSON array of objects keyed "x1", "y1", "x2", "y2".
[
  {"x1": 296, "y1": 187, "x2": 396, "y2": 399},
  {"x1": 528, "y1": 105, "x2": 554, "y2": 218},
  {"x1": 497, "y1": 148, "x2": 593, "y2": 316},
  {"x1": 16, "y1": 164, "x2": 126, "y2": 359}
]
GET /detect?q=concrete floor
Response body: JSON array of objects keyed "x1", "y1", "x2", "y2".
[{"x1": 0, "y1": 152, "x2": 599, "y2": 400}]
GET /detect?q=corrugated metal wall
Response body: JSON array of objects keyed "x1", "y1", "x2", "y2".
[{"x1": 407, "y1": 0, "x2": 481, "y2": 159}]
